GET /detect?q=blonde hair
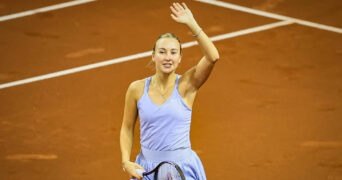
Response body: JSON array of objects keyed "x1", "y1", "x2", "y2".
[{"x1": 152, "y1": 33, "x2": 182, "y2": 55}]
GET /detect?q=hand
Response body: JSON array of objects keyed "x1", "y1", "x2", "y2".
[
  {"x1": 122, "y1": 161, "x2": 144, "y2": 179},
  {"x1": 170, "y1": 2, "x2": 196, "y2": 25}
]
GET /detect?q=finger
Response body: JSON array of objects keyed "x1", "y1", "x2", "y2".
[
  {"x1": 132, "y1": 172, "x2": 143, "y2": 180},
  {"x1": 170, "y1": 6, "x2": 178, "y2": 15},
  {"x1": 170, "y1": 14, "x2": 178, "y2": 21},
  {"x1": 181, "y1": 2, "x2": 188, "y2": 10},
  {"x1": 135, "y1": 164, "x2": 144, "y2": 170},
  {"x1": 173, "y1": 2, "x2": 183, "y2": 11},
  {"x1": 171, "y1": 3, "x2": 178, "y2": 11}
]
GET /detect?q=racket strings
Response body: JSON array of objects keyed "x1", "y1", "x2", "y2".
[
  {"x1": 142, "y1": 161, "x2": 185, "y2": 180},
  {"x1": 157, "y1": 164, "x2": 182, "y2": 180}
]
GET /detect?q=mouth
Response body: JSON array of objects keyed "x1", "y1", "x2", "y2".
[{"x1": 162, "y1": 62, "x2": 172, "y2": 68}]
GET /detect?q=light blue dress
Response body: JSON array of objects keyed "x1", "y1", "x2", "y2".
[{"x1": 134, "y1": 75, "x2": 206, "y2": 180}]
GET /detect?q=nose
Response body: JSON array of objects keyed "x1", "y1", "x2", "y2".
[{"x1": 165, "y1": 52, "x2": 173, "y2": 60}]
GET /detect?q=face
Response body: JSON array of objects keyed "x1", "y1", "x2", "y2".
[{"x1": 152, "y1": 37, "x2": 181, "y2": 74}]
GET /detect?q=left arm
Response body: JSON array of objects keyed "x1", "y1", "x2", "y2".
[{"x1": 170, "y1": 2, "x2": 219, "y2": 90}]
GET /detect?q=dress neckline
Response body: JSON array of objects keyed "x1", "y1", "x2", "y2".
[{"x1": 146, "y1": 75, "x2": 178, "y2": 106}]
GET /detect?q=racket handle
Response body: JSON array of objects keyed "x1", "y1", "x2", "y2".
[{"x1": 136, "y1": 169, "x2": 145, "y2": 176}]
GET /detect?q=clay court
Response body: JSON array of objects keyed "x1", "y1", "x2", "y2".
[{"x1": 1, "y1": 0, "x2": 342, "y2": 179}]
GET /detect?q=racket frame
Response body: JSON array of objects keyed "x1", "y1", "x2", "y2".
[{"x1": 142, "y1": 161, "x2": 186, "y2": 180}]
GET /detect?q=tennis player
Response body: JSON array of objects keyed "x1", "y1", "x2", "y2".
[{"x1": 120, "y1": 2, "x2": 219, "y2": 179}]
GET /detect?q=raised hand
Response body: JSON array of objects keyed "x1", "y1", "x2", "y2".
[{"x1": 170, "y1": 2, "x2": 196, "y2": 25}]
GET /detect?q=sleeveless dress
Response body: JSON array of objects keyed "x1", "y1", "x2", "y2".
[{"x1": 134, "y1": 75, "x2": 206, "y2": 180}]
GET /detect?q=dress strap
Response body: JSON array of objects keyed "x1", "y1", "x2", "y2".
[
  {"x1": 175, "y1": 74, "x2": 180, "y2": 88},
  {"x1": 144, "y1": 76, "x2": 152, "y2": 93}
]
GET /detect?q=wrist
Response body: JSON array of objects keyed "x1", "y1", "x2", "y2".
[
  {"x1": 121, "y1": 160, "x2": 130, "y2": 172},
  {"x1": 186, "y1": 18, "x2": 199, "y2": 29},
  {"x1": 188, "y1": 22, "x2": 201, "y2": 35},
  {"x1": 192, "y1": 28, "x2": 202, "y2": 37}
]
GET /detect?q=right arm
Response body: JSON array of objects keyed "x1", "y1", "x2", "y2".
[{"x1": 120, "y1": 81, "x2": 144, "y2": 179}]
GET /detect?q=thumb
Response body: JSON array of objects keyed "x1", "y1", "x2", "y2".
[{"x1": 135, "y1": 163, "x2": 144, "y2": 170}]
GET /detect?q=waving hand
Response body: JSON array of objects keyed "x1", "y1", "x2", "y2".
[{"x1": 170, "y1": 3, "x2": 196, "y2": 25}]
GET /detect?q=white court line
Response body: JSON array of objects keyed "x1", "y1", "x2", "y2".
[
  {"x1": 0, "y1": 0, "x2": 96, "y2": 22},
  {"x1": 196, "y1": 0, "x2": 342, "y2": 34},
  {"x1": 0, "y1": 51, "x2": 152, "y2": 90},
  {"x1": 0, "y1": 20, "x2": 293, "y2": 90}
]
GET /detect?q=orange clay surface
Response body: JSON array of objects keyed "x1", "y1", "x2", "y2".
[{"x1": 1, "y1": 0, "x2": 342, "y2": 179}]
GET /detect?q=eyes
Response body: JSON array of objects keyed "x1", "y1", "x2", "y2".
[{"x1": 158, "y1": 49, "x2": 179, "y2": 55}]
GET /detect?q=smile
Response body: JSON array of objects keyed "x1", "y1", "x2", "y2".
[{"x1": 162, "y1": 63, "x2": 172, "y2": 68}]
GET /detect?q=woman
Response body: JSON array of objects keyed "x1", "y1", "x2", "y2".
[{"x1": 120, "y1": 2, "x2": 219, "y2": 180}]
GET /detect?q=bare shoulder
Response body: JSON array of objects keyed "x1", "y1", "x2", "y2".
[
  {"x1": 128, "y1": 79, "x2": 145, "y2": 90},
  {"x1": 178, "y1": 67, "x2": 196, "y2": 92},
  {"x1": 126, "y1": 78, "x2": 146, "y2": 100},
  {"x1": 178, "y1": 68, "x2": 197, "y2": 94}
]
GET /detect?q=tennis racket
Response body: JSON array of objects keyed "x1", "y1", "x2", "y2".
[{"x1": 136, "y1": 161, "x2": 186, "y2": 180}]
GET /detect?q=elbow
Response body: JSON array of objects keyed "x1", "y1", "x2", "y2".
[
  {"x1": 212, "y1": 48, "x2": 220, "y2": 62},
  {"x1": 205, "y1": 49, "x2": 220, "y2": 63},
  {"x1": 210, "y1": 53, "x2": 220, "y2": 64},
  {"x1": 214, "y1": 54, "x2": 220, "y2": 62}
]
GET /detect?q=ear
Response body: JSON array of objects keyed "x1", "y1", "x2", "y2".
[
  {"x1": 178, "y1": 55, "x2": 182, "y2": 63},
  {"x1": 151, "y1": 52, "x2": 154, "y2": 62},
  {"x1": 152, "y1": 52, "x2": 155, "y2": 62}
]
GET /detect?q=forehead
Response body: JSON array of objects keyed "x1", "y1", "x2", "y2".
[{"x1": 155, "y1": 37, "x2": 180, "y2": 50}]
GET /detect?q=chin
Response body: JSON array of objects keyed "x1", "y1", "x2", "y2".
[
  {"x1": 161, "y1": 69, "x2": 174, "y2": 74},
  {"x1": 159, "y1": 67, "x2": 173, "y2": 73}
]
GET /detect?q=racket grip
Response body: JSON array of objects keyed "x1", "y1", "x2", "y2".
[{"x1": 136, "y1": 169, "x2": 145, "y2": 176}]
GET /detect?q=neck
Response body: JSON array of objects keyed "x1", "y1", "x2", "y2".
[{"x1": 153, "y1": 72, "x2": 176, "y2": 88}]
